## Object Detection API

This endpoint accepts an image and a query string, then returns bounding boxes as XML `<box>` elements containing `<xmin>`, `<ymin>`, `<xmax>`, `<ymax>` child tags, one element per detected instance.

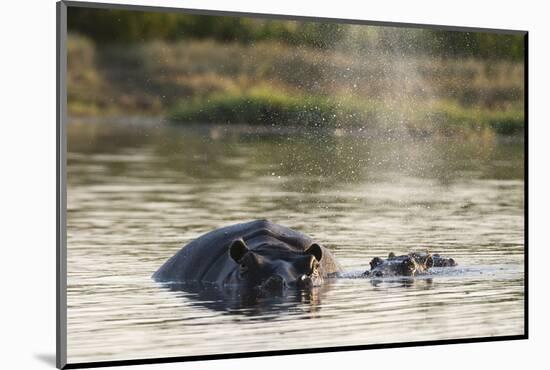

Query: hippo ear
<box><xmin>229</xmin><ymin>239</ymin><xmax>249</xmax><ymax>263</ymax></box>
<box><xmin>306</xmin><ymin>243</ymin><xmax>323</xmax><ymax>261</ymax></box>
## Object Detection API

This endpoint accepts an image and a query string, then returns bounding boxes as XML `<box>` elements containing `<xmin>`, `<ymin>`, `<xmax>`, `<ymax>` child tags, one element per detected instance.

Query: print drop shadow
<box><xmin>33</xmin><ymin>353</ymin><xmax>56</xmax><ymax>366</ymax></box>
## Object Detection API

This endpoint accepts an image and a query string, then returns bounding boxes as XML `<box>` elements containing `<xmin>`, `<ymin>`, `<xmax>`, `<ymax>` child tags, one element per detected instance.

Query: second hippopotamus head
<box><xmin>364</xmin><ymin>251</ymin><xmax>457</xmax><ymax>278</ymax></box>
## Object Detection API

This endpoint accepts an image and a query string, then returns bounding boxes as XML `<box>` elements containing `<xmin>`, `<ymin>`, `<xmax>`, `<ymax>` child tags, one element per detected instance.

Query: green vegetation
<box><xmin>171</xmin><ymin>89</ymin><xmax>367</xmax><ymax>127</ymax></box>
<box><xmin>68</xmin><ymin>8</ymin><xmax>346</xmax><ymax>48</ymax></box>
<box><xmin>170</xmin><ymin>90</ymin><xmax>523</xmax><ymax>135</ymax></box>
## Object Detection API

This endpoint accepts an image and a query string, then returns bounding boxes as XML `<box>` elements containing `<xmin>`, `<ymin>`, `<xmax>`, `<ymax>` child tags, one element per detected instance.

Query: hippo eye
<box><xmin>239</xmin><ymin>263</ymin><xmax>248</xmax><ymax>274</ymax></box>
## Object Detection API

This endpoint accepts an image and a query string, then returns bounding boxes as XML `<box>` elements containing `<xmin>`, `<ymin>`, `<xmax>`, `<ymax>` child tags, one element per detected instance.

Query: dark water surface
<box><xmin>66</xmin><ymin>120</ymin><xmax>524</xmax><ymax>363</ymax></box>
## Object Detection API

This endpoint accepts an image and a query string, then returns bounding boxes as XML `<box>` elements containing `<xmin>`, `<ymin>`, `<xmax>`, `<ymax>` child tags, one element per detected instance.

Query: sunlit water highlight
<box><xmin>66</xmin><ymin>120</ymin><xmax>524</xmax><ymax>363</ymax></box>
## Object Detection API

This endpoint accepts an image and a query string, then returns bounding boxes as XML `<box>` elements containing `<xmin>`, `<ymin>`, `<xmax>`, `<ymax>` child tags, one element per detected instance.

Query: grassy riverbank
<box><xmin>68</xmin><ymin>34</ymin><xmax>524</xmax><ymax>136</ymax></box>
<box><xmin>170</xmin><ymin>90</ymin><xmax>523</xmax><ymax>135</ymax></box>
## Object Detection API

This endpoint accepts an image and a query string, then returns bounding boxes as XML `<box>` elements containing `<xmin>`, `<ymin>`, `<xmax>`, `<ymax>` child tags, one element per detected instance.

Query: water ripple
<box><xmin>66</xmin><ymin>122</ymin><xmax>524</xmax><ymax>363</ymax></box>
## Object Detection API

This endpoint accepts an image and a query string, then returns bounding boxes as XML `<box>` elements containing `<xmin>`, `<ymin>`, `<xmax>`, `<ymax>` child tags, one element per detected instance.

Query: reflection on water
<box><xmin>160</xmin><ymin>282</ymin><xmax>329</xmax><ymax>317</ymax></box>
<box><xmin>66</xmin><ymin>120</ymin><xmax>524</xmax><ymax>363</ymax></box>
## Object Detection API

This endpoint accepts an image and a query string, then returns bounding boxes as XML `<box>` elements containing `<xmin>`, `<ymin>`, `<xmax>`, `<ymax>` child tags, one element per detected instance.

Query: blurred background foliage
<box><xmin>67</xmin><ymin>7</ymin><xmax>525</xmax><ymax>136</ymax></box>
<box><xmin>68</xmin><ymin>8</ymin><xmax>524</xmax><ymax>59</ymax></box>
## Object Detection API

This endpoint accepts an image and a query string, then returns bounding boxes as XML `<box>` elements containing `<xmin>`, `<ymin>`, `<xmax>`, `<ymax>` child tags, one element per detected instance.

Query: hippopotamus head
<box><xmin>228</xmin><ymin>239</ymin><xmax>323</xmax><ymax>293</ymax></box>
<box><xmin>366</xmin><ymin>252</ymin><xmax>434</xmax><ymax>278</ymax></box>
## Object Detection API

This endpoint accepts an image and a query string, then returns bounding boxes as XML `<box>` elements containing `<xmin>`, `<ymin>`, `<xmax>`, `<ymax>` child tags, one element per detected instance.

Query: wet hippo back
<box><xmin>153</xmin><ymin>219</ymin><xmax>341</xmax><ymax>286</ymax></box>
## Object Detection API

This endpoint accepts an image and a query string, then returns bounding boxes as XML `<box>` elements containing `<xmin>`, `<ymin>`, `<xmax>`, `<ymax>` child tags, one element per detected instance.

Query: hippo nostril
<box><xmin>261</xmin><ymin>275</ymin><xmax>286</xmax><ymax>292</ymax></box>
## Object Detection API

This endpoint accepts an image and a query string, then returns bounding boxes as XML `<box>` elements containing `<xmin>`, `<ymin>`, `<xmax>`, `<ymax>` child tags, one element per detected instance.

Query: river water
<box><xmin>66</xmin><ymin>120</ymin><xmax>525</xmax><ymax>364</ymax></box>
